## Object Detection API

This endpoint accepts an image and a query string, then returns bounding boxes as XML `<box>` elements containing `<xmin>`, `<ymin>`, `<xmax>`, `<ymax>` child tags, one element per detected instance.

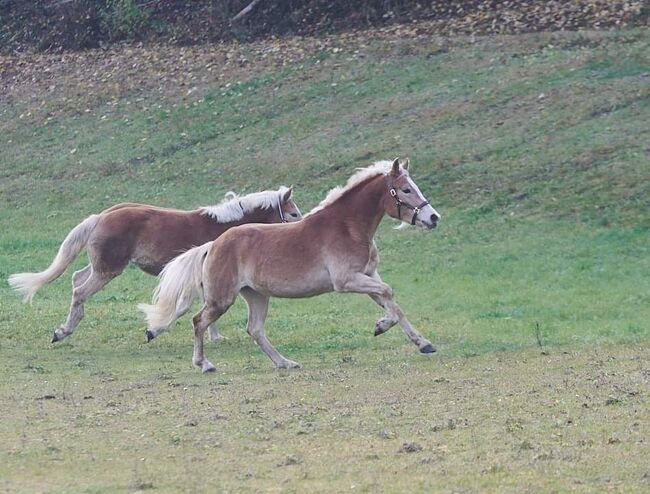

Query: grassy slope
<box><xmin>0</xmin><ymin>29</ymin><xmax>648</xmax><ymax>492</ymax></box>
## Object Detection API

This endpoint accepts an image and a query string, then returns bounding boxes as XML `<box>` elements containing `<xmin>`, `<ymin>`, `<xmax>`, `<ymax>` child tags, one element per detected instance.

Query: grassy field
<box><xmin>1</xmin><ymin>28</ymin><xmax>649</xmax><ymax>492</ymax></box>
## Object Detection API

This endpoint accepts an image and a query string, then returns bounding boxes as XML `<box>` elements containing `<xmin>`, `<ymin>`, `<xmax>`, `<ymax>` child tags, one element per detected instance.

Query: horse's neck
<box><xmin>332</xmin><ymin>175</ymin><xmax>386</xmax><ymax>240</ymax></box>
<box><xmin>237</xmin><ymin>208</ymin><xmax>273</xmax><ymax>226</ymax></box>
<box><xmin>196</xmin><ymin>208</ymin><xmax>271</xmax><ymax>238</ymax></box>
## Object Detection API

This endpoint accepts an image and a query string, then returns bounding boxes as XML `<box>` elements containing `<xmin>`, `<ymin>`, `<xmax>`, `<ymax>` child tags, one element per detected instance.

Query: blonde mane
<box><xmin>201</xmin><ymin>187</ymin><xmax>288</xmax><ymax>223</ymax></box>
<box><xmin>306</xmin><ymin>160</ymin><xmax>402</xmax><ymax>216</ymax></box>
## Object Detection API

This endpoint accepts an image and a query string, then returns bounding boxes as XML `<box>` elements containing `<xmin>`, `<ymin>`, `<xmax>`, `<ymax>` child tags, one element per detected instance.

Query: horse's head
<box><xmin>384</xmin><ymin>158</ymin><xmax>440</xmax><ymax>230</ymax></box>
<box><xmin>276</xmin><ymin>186</ymin><xmax>302</xmax><ymax>223</ymax></box>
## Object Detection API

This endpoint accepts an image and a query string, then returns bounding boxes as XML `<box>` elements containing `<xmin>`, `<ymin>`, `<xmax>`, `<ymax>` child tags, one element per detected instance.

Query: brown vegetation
<box><xmin>1</xmin><ymin>0</ymin><xmax>648</xmax><ymax>53</ymax></box>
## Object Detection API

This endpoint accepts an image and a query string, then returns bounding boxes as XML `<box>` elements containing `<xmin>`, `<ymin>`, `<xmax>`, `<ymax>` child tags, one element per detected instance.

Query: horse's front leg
<box><xmin>333</xmin><ymin>272</ymin><xmax>435</xmax><ymax>354</ymax></box>
<box><xmin>364</xmin><ymin>271</ymin><xmax>399</xmax><ymax>336</ymax></box>
<box><xmin>369</xmin><ymin>292</ymin><xmax>398</xmax><ymax>336</ymax></box>
<box><xmin>379</xmin><ymin>294</ymin><xmax>436</xmax><ymax>353</ymax></box>
<box><xmin>207</xmin><ymin>324</ymin><xmax>224</xmax><ymax>342</ymax></box>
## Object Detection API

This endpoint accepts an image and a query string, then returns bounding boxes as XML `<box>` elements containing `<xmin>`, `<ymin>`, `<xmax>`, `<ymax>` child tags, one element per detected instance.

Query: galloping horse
<box><xmin>9</xmin><ymin>187</ymin><xmax>302</xmax><ymax>343</ymax></box>
<box><xmin>140</xmin><ymin>159</ymin><xmax>440</xmax><ymax>372</ymax></box>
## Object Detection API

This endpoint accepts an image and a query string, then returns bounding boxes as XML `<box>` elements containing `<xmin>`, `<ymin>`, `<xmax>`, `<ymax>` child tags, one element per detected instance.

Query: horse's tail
<box><xmin>8</xmin><ymin>214</ymin><xmax>101</xmax><ymax>303</ymax></box>
<box><xmin>138</xmin><ymin>241</ymin><xmax>212</xmax><ymax>332</ymax></box>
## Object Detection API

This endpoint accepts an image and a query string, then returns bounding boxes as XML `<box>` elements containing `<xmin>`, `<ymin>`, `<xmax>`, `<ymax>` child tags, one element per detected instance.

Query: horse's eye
<box><xmin>403</xmin><ymin>188</ymin><xmax>411</xmax><ymax>194</ymax></box>
<box><xmin>290</xmin><ymin>213</ymin><xmax>298</xmax><ymax>217</ymax></box>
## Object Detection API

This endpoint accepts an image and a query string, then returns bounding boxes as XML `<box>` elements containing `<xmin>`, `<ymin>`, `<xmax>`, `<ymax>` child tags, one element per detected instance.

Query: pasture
<box><xmin>1</xmin><ymin>28</ymin><xmax>649</xmax><ymax>492</ymax></box>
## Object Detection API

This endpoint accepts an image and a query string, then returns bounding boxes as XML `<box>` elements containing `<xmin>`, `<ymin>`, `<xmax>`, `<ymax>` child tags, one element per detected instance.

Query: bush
<box><xmin>100</xmin><ymin>0</ymin><xmax>151</xmax><ymax>41</ymax></box>
<box><xmin>1</xmin><ymin>0</ymin><xmax>648</xmax><ymax>53</ymax></box>
<box><xmin>0</xmin><ymin>0</ymin><xmax>103</xmax><ymax>51</ymax></box>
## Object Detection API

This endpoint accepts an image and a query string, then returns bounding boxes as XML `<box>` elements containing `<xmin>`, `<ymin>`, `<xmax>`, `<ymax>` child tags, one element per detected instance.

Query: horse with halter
<box><xmin>9</xmin><ymin>187</ymin><xmax>302</xmax><ymax>343</ymax></box>
<box><xmin>140</xmin><ymin>158</ymin><xmax>440</xmax><ymax>372</ymax></box>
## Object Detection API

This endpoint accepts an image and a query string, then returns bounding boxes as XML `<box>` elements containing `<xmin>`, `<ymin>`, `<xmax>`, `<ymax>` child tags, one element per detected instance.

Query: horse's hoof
<box><xmin>278</xmin><ymin>360</ymin><xmax>301</xmax><ymax>369</ymax></box>
<box><xmin>420</xmin><ymin>343</ymin><xmax>436</xmax><ymax>354</ymax></box>
<box><xmin>374</xmin><ymin>324</ymin><xmax>389</xmax><ymax>336</ymax></box>
<box><xmin>145</xmin><ymin>330</ymin><xmax>155</xmax><ymax>343</ymax></box>
<box><xmin>51</xmin><ymin>332</ymin><xmax>60</xmax><ymax>343</ymax></box>
<box><xmin>374</xmin><ymin>317</ymin><xmax>396</xmax><ymax>336</ymax></box>
<box><xmin>202</xmin><ymin>363</ymin><xmax>217</xmax><ymax>373</ymax></box>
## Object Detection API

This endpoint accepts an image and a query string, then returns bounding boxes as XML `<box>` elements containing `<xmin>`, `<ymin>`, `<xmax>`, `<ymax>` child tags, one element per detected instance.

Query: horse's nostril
<box><xmin>430</xmin><ymin>214</ymin><xmax>438</xmax><ymax>223</ymax></box>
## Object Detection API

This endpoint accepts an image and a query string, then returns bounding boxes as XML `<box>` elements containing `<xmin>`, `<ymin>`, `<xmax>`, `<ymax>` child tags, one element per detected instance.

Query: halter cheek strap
<box><xmin>278</xmin><ymin>194</ymin><xmax>287</xmax><ymax>223</ymax></box>
<box><xmin>388</xmin><ymin>185</ymin><xmax>429</xmax><ymax>226</ymax></box>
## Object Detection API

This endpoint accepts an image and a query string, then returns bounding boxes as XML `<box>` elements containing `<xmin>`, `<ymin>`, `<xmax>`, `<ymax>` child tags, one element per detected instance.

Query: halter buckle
<box><xmin>389</xmin><ymin>188</ymin><xmax>397</xmax><ymax>197</ymax></box>
<box><xmin>413</xmin><ymin>207</ymin><xmax>420</xmax><ymax>214</ymax></box>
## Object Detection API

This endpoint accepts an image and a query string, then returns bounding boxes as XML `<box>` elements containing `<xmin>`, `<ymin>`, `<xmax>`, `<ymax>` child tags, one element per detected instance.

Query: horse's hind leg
<box><xmin>72</xmin><ymin>265</ymin><xmax>92</xmax><ymax>288</ymax></box>
<box><xmin>241</xmin><ymin>288</ymin><xmax>300</xmax><ymax>369</ymax></box>
<box><xmin>191</xmin><ymin>302</ymin><xmax>231</xmax><ymax>373</ymax></box>
<box><xmin>198</xmin><ymin>275</ymin><xmax>223</xmax><ymax>343</ymax></box>
<box><xmin>190</xmin><ymin>284</ymin><xmax>221</xmax><ymax>343</ymax></box>
<box><xmin>52</xmin><ymin>268</ymin><xmax>119</xmax><ymax>342</ymax></box>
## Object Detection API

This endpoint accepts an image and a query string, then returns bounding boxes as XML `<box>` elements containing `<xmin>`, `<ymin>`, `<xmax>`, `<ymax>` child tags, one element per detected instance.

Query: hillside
<box><xmin>2</xmin><ymin>28</ymin><xmax>648</xmax><ymax>225</ymax></box>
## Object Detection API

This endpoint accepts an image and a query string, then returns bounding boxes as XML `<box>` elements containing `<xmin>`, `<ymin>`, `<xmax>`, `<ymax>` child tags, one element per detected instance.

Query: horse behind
<box><xmin>9</xmin><ymin>187</ymin><xmax>302</xmax><ymax>343</ymax></box>
<box><xmin>140</xmin><ymin>158</ymin><xmax>440</xmax><ymax>372</ymax></box>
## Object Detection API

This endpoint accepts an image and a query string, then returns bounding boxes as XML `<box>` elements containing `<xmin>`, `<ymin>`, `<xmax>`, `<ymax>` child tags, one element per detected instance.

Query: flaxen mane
<box><xmin>201</xmin><ymin>187</ymin><xmax>290</xmax><ymax>223</ymax></box>
<box><xmin>306</xmin><ymin>161</ymin><xmax>405</xmax><ymax>216</ymax></box>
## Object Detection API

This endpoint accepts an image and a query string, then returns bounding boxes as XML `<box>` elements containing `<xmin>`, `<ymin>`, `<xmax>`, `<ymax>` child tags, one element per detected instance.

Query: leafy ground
<box><xmin>0</xmin><ymin>28</ymin><xmax>649</xmax><ymax>492</ymax></box>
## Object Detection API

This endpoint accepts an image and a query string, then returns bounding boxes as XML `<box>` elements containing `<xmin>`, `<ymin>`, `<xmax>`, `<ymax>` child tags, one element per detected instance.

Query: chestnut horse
<box><xmin>9</xmin><ymin>187</ymin><xmax>302</xmax><ymax>343</ymax></box>
<box><xmin>140</xmin><ymin>159</ymin><xmax>440</xmax><ymax>372</ymax></box>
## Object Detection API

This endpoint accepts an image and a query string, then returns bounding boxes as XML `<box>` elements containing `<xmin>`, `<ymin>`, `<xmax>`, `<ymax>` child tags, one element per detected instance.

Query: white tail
<box><xmin>138</xmin><ymin>241</ymin><xmax>212</xmax><ymax>331</ymax></box>
<box><xmin>8</xmin><ymin>215</ymin><xmax>100</xmax><ymax>303</ymax></box>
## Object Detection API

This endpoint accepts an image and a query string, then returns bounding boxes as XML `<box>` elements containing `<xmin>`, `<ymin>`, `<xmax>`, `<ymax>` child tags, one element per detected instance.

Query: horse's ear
<box><xmin>282</xmin><ymin>186</ymin><xmax>293</xmax><ymax>202</ymax></box>
<box><xmin>390</xmin><ymin>158</ymin><xmax>401</xmax><ymax>177</ymax></box>
<box><xmin>403</xmin><ymin>157</ymin><xmax>410</xmax><ymax>170</ymax></box>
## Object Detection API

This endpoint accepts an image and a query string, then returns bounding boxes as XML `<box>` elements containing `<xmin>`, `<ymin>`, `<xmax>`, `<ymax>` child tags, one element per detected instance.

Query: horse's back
<box><xmin>101</xmin><ymin>202</ymin><xmax>149</xmax><ymax>214</ymax></box>
<box><xmin>101</xmin><ymin>202</ymin><xmax>191</xmax><ymax>216</ymax></box>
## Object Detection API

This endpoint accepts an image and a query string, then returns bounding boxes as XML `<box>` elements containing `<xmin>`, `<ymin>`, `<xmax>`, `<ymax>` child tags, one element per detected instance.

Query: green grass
<box><xmin>0</xmin><ymin>29</ymin><xmax>649</xmax><ymax>492</ymax></box>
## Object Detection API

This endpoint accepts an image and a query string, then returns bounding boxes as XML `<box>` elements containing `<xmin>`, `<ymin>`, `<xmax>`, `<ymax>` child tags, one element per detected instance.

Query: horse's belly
<box><xmin>131</xmin><ymin>254</ymin><xmax>165</xmax><ymax>275</ymax></box>
<box><xmin>249</xmin><ymin>268</ymin><xmax>333</xmax><ymax>299</ymax></box>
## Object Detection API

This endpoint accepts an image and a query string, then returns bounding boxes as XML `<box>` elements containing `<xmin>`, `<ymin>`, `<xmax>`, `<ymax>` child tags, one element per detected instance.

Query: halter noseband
<box><xmin>388</xmin><ymin>178</ymin><xmax>429</xmax><ymax>226</ymax></box>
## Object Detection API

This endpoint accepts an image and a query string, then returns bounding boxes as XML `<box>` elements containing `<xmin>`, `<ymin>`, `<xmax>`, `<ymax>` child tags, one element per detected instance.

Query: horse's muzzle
<box><xmin>423</xmin><ymin>214</ymin><xmax>439</xmax><ymax>230</ymax></box>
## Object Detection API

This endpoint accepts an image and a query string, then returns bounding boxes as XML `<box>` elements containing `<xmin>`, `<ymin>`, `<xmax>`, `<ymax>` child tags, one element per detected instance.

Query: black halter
<box><xmin>388</xmin><ymin>181</ymin><xmax>430</xmax><ymax>226</ymax></box>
